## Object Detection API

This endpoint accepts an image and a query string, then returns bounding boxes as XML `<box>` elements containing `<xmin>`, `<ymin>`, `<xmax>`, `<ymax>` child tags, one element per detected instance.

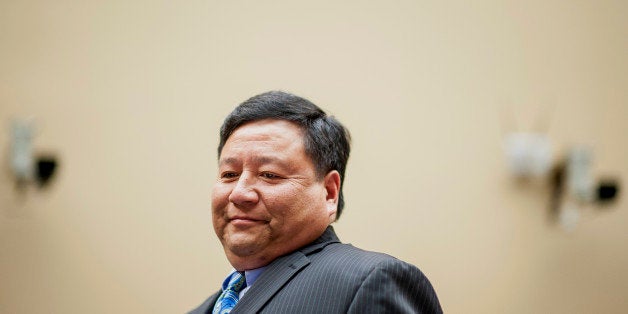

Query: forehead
<box><xmin>229</xmin><ymin>119</ymin><xmax>304</xmax><ymax>142</ymax></box>
<box><xmin>219</xmin><ymin>119</ymin><xmax>307</xmax><ymax>161</ymax></box>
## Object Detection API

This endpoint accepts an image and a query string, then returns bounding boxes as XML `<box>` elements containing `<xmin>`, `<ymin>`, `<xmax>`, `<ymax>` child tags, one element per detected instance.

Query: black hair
<box><xmin>218</xmin><ymin>91</ymin><xmax>351</xmax><ymax>219</ymax></box>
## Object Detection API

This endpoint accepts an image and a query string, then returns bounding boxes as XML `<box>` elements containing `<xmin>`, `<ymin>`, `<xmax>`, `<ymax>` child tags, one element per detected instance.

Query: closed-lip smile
<box><xmin>229</xmin><ymin>216</ymin><xmax>268</xmax><ymax>226</ymax></box>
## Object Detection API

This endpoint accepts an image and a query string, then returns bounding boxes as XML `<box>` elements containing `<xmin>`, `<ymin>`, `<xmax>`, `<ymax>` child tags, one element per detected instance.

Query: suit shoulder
<box><xmin>299</xmin><ymin>242</ymin><xmax>442</xmax><ymax>313</ymax></box>
<box><xmin>309</xmin><ymin>242</ymin><xmax>423</xmax><ymax>277</ymax></box>
<box><xmin>324</xmin><ymin>242</ymin><xmax>409</xmax><ymax>264</ymax></box>
<box><xmin>326</xmin><ymin>246</ymin><xmax>442</xmax><ymax>313</ymax></box>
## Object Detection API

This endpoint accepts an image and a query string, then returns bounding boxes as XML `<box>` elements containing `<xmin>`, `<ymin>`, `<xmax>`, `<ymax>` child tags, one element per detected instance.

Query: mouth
<box><xmin>228</xmin><ymin>216</ymin><xmax>268</xmax><ymax>227</ymax></box>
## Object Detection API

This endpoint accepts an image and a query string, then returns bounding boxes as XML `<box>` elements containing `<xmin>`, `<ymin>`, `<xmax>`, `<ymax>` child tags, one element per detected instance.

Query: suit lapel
<box><xmin>231</xmin><ymin>250</ymin><xmax>310</xmax><ymax>313</ymax></box>
<box><xmin>231</xmin><ymin>226</ymin><xmax>341</xmax><ymax>313</ymax></box>
<box><xmin>187</xmin><ymin>291</ymin><xmax>219</xmax><ymax>314</ymax></box>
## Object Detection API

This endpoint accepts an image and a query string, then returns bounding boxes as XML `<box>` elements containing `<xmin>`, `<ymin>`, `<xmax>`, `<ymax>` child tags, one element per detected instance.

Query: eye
<box><xmin>220</xmin><ymin>172</ymin><xmax>239</xmax><ymax>180</ymax></box>
<box><xmin>260</xmin><ymin>172</ymin><xmax>281</xmax><ymax>180</ymax></box>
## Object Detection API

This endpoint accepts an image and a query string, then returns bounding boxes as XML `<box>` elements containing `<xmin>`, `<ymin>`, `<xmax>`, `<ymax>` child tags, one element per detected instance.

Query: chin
<box><xmin>224</xmin><ymin>237</ymin><xmax>263</xmax><ymax>257</ymax></box>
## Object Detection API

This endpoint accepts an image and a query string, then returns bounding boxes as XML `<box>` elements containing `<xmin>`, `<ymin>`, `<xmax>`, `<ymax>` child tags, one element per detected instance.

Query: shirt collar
<box><xmin>244</xmin><ymin>266</ymin><xmax>266</xmax><ymax>288</ymax></box>
<box><xmin>223</xmin><ymin>266</ymin><xmax>267</xmax><ymax>290</ymax></box>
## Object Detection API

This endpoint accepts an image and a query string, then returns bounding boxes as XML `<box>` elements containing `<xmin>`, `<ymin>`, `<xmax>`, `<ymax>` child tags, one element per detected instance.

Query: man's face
<box><xmin>212</xmin><ymin>119</ymin><xmax>339</xmax><ymax>270</ymax></box>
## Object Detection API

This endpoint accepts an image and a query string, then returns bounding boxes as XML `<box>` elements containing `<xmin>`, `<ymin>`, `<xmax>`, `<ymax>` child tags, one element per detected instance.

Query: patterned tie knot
<box><xmin>213</xmin><ymin>272</ymin><xmax>246</xmax><ymax>314</ymax></box>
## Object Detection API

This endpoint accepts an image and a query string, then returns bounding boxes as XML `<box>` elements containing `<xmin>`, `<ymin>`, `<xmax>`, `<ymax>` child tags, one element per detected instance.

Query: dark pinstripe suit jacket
<box><xmin>189</xmin><ymin>226</ymin><xmax>442</xmax><ymax>314</ymax></box>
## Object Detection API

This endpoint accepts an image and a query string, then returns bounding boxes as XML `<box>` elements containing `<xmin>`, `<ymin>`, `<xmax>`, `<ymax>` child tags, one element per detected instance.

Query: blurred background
<box><xmin>1</xmin><ymin>0</ymin><xmax>626</xmax><ymax>313</ymax></box>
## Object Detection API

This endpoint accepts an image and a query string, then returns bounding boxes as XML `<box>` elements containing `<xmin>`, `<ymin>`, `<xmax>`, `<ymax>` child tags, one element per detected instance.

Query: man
<box><xmin>190</xmin><ymin>91</ymin><xmax>442</xmax><ymax>314</ymax></box>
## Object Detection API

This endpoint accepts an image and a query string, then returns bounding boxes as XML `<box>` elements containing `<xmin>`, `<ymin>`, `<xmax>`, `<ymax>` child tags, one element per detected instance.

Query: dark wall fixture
<box><xmin>9</xmin><ymin>118</ymin><xmax>59</xmax><ymax>190</ymax></box>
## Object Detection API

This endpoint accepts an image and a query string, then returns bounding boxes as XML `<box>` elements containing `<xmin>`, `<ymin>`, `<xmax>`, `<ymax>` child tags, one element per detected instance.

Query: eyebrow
<box><xmin>219</xmin><ymin>156</ymin><xmax>284</xmax><ymax>167</ymax></box>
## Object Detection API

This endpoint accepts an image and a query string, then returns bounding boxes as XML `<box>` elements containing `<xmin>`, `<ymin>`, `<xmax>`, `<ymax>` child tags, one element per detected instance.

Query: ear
<box><xmin>323</xmin><ymin>170</ymin><xmax>341</xmax><ymax>221</ymax></box>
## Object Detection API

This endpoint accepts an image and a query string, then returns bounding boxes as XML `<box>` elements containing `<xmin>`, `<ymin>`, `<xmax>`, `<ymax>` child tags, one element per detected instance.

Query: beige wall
<box><xmin>1</xmin><ymin>0</ymin><xmax>627</xmax><ymax>313</ymax></box>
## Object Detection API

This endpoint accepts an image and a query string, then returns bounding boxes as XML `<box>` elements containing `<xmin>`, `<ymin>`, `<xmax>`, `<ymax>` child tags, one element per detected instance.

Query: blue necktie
<box><xmin>212</xmin><ymin>272</ymin><xmax>246</xmax><ymax>314</ymax></box>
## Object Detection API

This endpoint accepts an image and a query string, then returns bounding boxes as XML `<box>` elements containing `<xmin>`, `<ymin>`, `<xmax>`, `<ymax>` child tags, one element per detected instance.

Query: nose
<box><xmin>228</xmin><ymin>172</ymin><xmax>259</xmax><ymax>207</ymax></box>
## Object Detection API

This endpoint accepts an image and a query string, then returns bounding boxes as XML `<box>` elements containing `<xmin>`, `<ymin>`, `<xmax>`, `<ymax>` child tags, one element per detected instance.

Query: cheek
<box><xmin>211</xmin><ymin>184</ymin><xmax>231</xmax><ymax>211</ymax></box>
<box><xmin>211</xmin><ymin>186</ymin><xmax>228</xmax><ymax>234</ymax></box>
<box><xmin>262</xmin><ymin>186</ymin><xmax>316</xmax><ymax>220</ymax></box>
<box><xmin>260</xmin><ymin>186</ymin><xmax>296</xmax><ymax>212</ymax></box>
